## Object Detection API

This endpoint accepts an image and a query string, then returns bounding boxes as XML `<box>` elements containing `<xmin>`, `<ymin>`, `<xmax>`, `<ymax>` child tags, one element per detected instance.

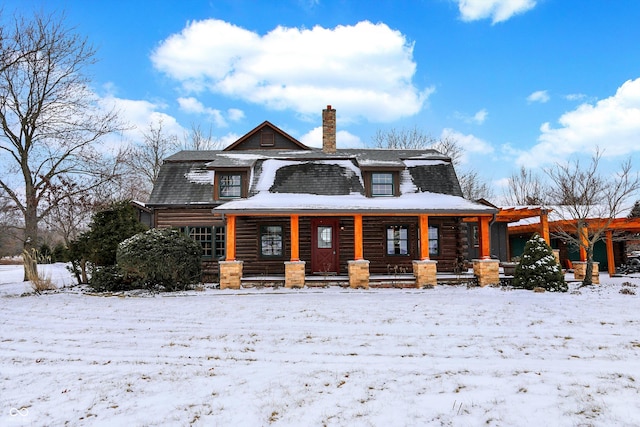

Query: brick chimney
<box><xmin>322</xmin><ymin>105</ymin><xmax>336</xmax><ymax>153</ymax></box>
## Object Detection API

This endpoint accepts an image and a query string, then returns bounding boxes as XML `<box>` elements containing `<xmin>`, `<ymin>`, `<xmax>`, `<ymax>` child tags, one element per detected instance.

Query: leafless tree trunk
<box><xmin>544</xmin><ymin>150</ymin><xmax>640</xmax><ymax>286</ymax></box>
<box><xmin>0</xmin><ymin>12</ymin><xmax>124</xmax><ymax>279</ymax></box>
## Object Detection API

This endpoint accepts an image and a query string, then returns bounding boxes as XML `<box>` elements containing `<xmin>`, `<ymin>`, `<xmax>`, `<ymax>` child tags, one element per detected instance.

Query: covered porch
<box><xmin>218</xmin><ymin>211</ymin><xmax>501</xmax><ymax>289</ymax></box>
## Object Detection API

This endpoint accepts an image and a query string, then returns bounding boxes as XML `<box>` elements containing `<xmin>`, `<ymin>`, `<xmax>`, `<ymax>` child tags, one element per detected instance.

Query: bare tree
<box><xmin>125</xmin><ymin>118</ymin><xmax>178</xmax><ymax>199</ymax></box>
<box><xmin>180</xmin><ymin>122</ymin><xmax>221</xmax><ymax>151</ymax></box>
<box><xmin>459</xmin><ymin>169</ymin><xmax>494</xmax><ymax>201</ymax></box>
<box><xmin>544</xmin><ymin>150</ymin><xmax>640</xmax><ymax>286</ymax></box>
<box><xmin>372</xmin><ymin>127</ymin><xmax>494</xmax><ymax>200</ymax></box>
<box><xmin>504</xmin><ymin>166</ymin><xmax>548</xmax><ymax>205</ymax></box>
<box><xmin>371</xmin><ymin>126</ymin><xmax>436</xmax><ymax>150</ymax></box>
<box><xmin>0</xmin><ymin>12</ymin><xmax>124</xmax><ymax>279</ymax></box>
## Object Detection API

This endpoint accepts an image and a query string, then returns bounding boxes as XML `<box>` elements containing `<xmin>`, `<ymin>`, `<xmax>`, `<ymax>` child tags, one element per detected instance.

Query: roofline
<box><xmin>213</xmin><ymin>208</ymin><xmax>497</xmax><ymax>216</ymax></box>
<box><xmin>223</xmin><ymin>120</ymin><xmax>311</xmax><ymax>151</ymax></box>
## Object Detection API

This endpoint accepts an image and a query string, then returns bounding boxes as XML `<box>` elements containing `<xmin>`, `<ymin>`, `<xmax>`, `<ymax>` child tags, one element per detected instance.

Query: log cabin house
<box><xmin>146</xmin><ymin>106</ymin><xmax>503</xmax><ymax>288</ymax></box>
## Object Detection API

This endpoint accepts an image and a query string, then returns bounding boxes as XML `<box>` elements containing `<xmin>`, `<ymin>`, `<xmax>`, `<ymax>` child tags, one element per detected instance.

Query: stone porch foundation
<box><xmin>573</xmin><ymin>261</ymin><xmax>600</xmax><ymax>284</ymax></box>
<box><xmin>219</xmin><ymin>260</ymin><xmax>243</xmax><ymax>289</ymax></box>
<box><xmin>285</xmin><ymin>261</ymin><xmax>306</xmax><ymax>288</ymax></box>
<box><xmin>412</xmin><ymin>260</ymin><xmax>438</xmax><ymax>288</ymax></box>
<box><xmin>348</xmin><ymin>260</ymin><xmax>370</xmax><ymax>289</ymax></box>
<box><xmin>473</xmin><ymin>259</ymin><xmax>500</xmax><ymax>287</ymax></box>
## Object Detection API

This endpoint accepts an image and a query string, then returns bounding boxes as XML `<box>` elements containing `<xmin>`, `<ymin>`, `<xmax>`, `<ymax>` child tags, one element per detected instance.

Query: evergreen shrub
<box><xmin>513</xmin><ymin>233</ymin><xmax>567</xmax><ymax>292</ymax></box>
<box><xmin>117</xmin><ymin>228</ymin><xmax>202</xmax><ymax>291</ymax></box>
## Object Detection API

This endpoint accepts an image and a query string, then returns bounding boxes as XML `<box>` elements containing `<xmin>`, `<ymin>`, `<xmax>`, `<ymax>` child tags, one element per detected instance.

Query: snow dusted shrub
<box><xmin>513</xmin><ymin>233</ymin><xmax>567</xmax><ymax>292</ymax></box>
<box><xmin>116</xmin><ymin>228</ymin><xmax>202</xmax><ymax>291</ymax></box>
<box><xmin>88</xmin><ymin>265</ymin><xmax>134</xmax><ymax>292</ymax></box>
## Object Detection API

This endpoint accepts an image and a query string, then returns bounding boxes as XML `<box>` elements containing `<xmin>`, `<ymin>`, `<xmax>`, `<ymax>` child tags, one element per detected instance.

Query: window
<box><xmin>372</xmin><ymin>172</ymin><xmax>394</xmax><ymax>196</ymax></box>
<box><xmin>180</xmin><ymin>226</ymin><xmax>225</xmax><ymax>259</ymax></box>
<box><xmin>429</xmin><ymin>226</ymin><xmax>439</xmax><ymax>256</ymax></box>
<box><xmin>386</xmin><ymin>225</ymin><xmax>409</xmax><ymax>255</ymax></box>
<box><xmin>214</xmin><ymin>226</ymin><xmax>226</xmax><ymax>259</ymax></box>
<box><xmin>471</xmin><ymin>225</ymin><xmax>479</xmax><ymax>248</ymax></box>
<box><xmin>219</xmin><ymin>174</ymin><xmax>242</xmax><ymax>198</ymax></box>
<box><xmin>317</xmin><ymin>226</ymin><xmax>332</xmax><ymax>248</ymax></box>
<box><xmin>260</xmin><ymin>131</ymin><xmax>275</xmax><ymax>147</ymax></box>
<box><xmin>260</xmin><ymin>225</ymin><xmax>283</xmax><ymax>257</ymax></box>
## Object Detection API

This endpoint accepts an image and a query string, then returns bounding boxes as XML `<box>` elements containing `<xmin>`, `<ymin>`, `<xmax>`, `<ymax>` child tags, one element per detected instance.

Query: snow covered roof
<box><xmin>149</xmin><ymin>148</ymin><xmax>496</xmax><ymax>215</ymax></box>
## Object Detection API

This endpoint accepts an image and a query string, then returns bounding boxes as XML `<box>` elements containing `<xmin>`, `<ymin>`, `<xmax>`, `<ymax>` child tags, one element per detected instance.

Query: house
<box><xmin>146</xmin><ymin>106</ymin><xmax>501</xmax><ymax>288</ymax></box>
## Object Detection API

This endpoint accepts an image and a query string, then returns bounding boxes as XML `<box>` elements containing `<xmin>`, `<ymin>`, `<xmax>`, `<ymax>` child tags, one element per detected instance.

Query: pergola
<box><xmin>508</xmin><ymin>216</ymin><xmax>640</xmax><ymax>276</ymax></box>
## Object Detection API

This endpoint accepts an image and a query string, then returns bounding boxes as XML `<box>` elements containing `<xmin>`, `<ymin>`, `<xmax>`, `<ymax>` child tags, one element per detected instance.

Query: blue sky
<box><xmin>6</xmin><ymin>0</ymin><xmax>640</xmax><ymax>198</ymax></box>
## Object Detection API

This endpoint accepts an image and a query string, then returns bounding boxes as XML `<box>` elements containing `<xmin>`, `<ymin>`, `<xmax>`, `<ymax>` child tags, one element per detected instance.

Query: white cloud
<box><xmin>177</xmin><ymin>97</ymin><xmax>245</xmax><ymax>127</ymax></box>
<box><xmin>527</xmin><ymin>90</ymin><xmax>550</xmax><ymax>103</ymax></box>
<box><xmin>473</xmin><ymin>109</ymin><xmax>488</xmax><ymax>124</ymax></box>
<box><xmin>299</xmin><ymin>126</ymin><xmax>364</xmax><ymax>149</ymax></box>
<box><xmin>100</xmin><ymin>95</ymin><xmax>186</xmax><ymax>147</ymax></box>
<box><xmin>440</xmin><ymin>128</ymin><xmax>494</xmax><ymax>164</ymax></box>
<box><xmin>565</xmin><ymin>93</ymin><xmax>587</xmax><ymax>101</ymax></box>
<box><xmin>456</xmin><ymin>108</ymin><xmax>488</xmax><ymax>124</ymax></box>
<box><xmin>455</xmin><ymin>0</ymin><xmax>536</xmax><ymax>24</ymax></box>
<box><xmin>517</xmin><ymin>78</ymin><xmax>640</xmax><ymax>167</ymax></box>
<box><xmin>151</xmin><ymin>20</ymin><xmax>432</xmax><ymax>122</ymax></box>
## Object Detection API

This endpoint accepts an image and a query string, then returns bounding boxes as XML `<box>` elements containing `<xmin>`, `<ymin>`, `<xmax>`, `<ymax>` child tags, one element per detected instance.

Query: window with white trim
<box><xmin>372</xmin><ymin>172</ymin><xmax>394</xmax><ymax>196</ymax></box>
<box><xmin>260</xmin><ymin>225</ymin><xmax>283</xmax><ymax>257</ymax></box>
<box><xmin>219</xmin><ymin>174</ymin><xmax>242</xmax><ymax>198</ymax></box>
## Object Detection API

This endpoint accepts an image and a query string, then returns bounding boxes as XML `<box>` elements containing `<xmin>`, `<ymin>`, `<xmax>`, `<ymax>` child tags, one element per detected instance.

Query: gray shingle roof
<box><xmin>147</xmin><ymin>148</ymin><xmax>475</xmax><ymax>210</ymax></box>
<box><xmin>147</xmin><ymin>161</ymin><xmax>215</xmax><ymax>206</ymax></box>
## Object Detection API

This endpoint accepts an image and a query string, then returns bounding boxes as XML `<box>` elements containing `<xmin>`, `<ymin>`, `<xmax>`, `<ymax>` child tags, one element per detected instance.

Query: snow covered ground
<box><xmin>1</xmin><ymin>263</ymin><xmax>640</xmax><ymax>426</ymax></box>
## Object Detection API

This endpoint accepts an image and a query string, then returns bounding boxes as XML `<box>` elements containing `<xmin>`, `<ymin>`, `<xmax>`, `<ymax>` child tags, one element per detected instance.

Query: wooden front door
<box><xmin>311</xmin><ymin>218</ymin><xmax>339</xmax><ymax>274</ymax></box>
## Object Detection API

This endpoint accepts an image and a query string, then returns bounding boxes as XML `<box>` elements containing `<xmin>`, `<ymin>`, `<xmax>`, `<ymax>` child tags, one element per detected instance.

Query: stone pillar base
<box><xmin>573</xmin><ymin>261</ymin><xmax>599</xmax><ymax>284</ymax></box>
<box><xmin>285</xmin><ymin>261</ymin><xmax>306</xmax><ymax>288</ymax></box>
<box><xmin>412</xmin><ymin>260</ymin><xmax>438</xmax><ymax>288</ymax></box>
<box><xmin>348</xmin><ymin>260</ymin><xmax>370</xmax><ymax>289</ymax></box>
<box><xmin>219</xmin><ymin>260</ymin><xmax>243</xmax><ymax>289</ymax></box>
<box><xmin>473</xmin><ymin>259</ymin><xmax>500</xmax><ymax>287</ymax></box>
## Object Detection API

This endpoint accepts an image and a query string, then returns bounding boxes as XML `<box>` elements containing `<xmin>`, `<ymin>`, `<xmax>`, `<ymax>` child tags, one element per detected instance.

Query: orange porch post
<box><xmin>226</xmin><ymin>214</ymin><xmax>236</xmax><ymax>261</ymax></box>
<box><xmin>419</xmin><ymin>214</ymin><xmax>430</xmax><ymax>260</ymax></box>
<box><xmin>579</xmin><ymin>223</ymin><xmax>588</xmax><ymax>262</ymax></box>
<box><xmin>540</xmin><ymin>210</ymin><xmax>550</xmax><ymax>244</ymax></box>
<box><xmin>354</xmin><ymin>214</ymin><xmax>363</xmax><ymax>260</ymax></box>
<box><xmin>290</xmin><ymin>215</ymin><xmax>300</xmax><ymax>261</ymax></box>
<box><xmin>606</xmin><ymin>230</ymin><xmax>615</xmax><ymax>277</ymax></box>
<box><xmin>478</xmin><ymin>216</ymin><xmax>491</xmax><ymax>259</ymax></box>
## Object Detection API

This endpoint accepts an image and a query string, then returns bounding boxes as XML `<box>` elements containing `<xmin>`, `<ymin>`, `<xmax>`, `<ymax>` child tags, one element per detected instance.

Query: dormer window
<box><xmin>371</xmin><ymin>172</ymin><xmax>394</xmax><ymax>196</ymax></box>
<box><xmin>219</xmin><ymin>174</ymin><xmax>242</xmax><ymax>198</ymax></box>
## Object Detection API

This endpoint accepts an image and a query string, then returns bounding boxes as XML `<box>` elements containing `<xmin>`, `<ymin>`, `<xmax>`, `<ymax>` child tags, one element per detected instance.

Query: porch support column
<box><xmin>354</xmin><ymin>214</ymin><xmax>364</xmax><ymax>260</ymax></box>
<box><xmin>606</xmin><ymin>230</ymin><xmax>615</xmax><ymax>277</ymax></box>
<box><xmin>226</xmin><ymin>214</ymin><xmax>236</xmax><ymax>261</ymax></box>
<box><xmin>419</xmin><ymin>214</ymin><xmax>430</xmax><ymax>260</ymax></box>
<box><xmin>540</xmin><ymin>210</ymin><xmax>550</xmax><ymax>245</ymax></box>
<box><xmin>219</xmin><ymin>214</ymin><xmax>242</xmax><ymax>289</ymax></box>
<box><xmin>290</xmin><ymin>214</ymin><xmax>300</xmax><ymax>261</ymax></box>
<box><xmin>579</xmin><ymin>223</ymin><xmax>588</xmax><ymax>262</ymax></box>
<box><xmin>472</xmin><ymin>259</ymin><xmax>500</xmax><ymax>287</ymax></box>
<box><xmin>478</xmin><ymin>216</ymin><xmax>491</xmax><ymax>259</ymax></box>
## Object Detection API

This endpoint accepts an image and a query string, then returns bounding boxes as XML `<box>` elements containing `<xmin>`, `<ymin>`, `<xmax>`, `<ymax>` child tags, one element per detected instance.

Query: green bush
<box><xmin>513</xmin><ymin>233</ymin><xmax>567</xmax><ymax>292</ymax></box>
<box><xmin>88</xmin><ymin>265</ymin><xmax>135</xmax><ymax>292</ymax></box>
<box><xmin>117</xmin><ymin>228</ymin><xmax>202</xmax><ymax>291</ymax></box>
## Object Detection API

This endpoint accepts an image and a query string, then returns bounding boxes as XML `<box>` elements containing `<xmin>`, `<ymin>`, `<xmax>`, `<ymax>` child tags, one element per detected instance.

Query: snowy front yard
<box><xmin>1</xmin><ymin>264</ymin><xmax>640</xmax><ymax>426</ymax></box>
